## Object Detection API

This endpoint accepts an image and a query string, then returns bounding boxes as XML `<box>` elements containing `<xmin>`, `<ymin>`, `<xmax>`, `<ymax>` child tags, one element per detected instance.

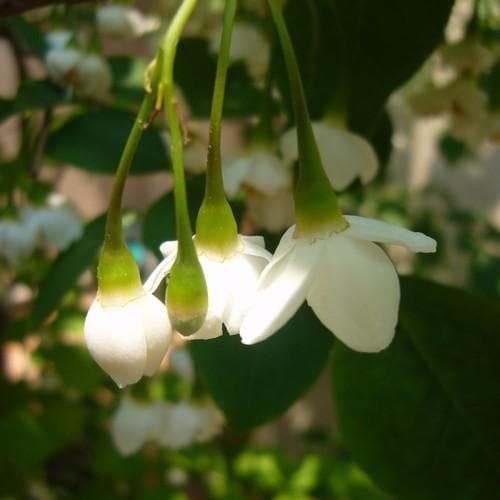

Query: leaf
<box><xmin>281</xmin><ymin>0</ymin><xmax>453</xmax><ymax>134</ymax></box>
<box><xmin>191</xmin><ymin>304</ymin><xmax>334</xmax><ymax>432</ymax></box>
<box><xmin>142</xmin><ymin>174</ymin><xmax>206</xmax><ymax>257</ymax></box>
<box><xmin>32</xmin><ymin>215</ymin><xmax>106</xmax><ymax>325</ymax></box>
<box><xmin>4</xmin><ymin>16</ymin><xmax>47</xmax><ymax>58</ymax></box>
<box><xmin>332</xmin><ymin>277</ymin><xmax>500</xmax><ymax>500</ymax></box>
<box><xmin>45</xmin><ymin>109</ymin><xmax>170</xmax><ymax>174</ymax></box>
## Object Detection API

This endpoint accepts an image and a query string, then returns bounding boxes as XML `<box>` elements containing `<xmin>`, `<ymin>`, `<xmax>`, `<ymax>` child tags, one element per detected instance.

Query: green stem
<box><xmin>267</xmin><ymin>0</ymin><xmax>346</xmax><ymax>236</ymax></box>
<box><xmin>161</xmin><ymin>0</ymin><xmax>198</xmax><ymax>262</ymax></box>
<box><xmin>104</xmin><ymin>93</ymin><xmax>155</xmax><ymax>249</ymax></box>
<box><xmin>195</xmin><ymin>0</ymin><xmax>239</xmax><ymax>257</ymax></box>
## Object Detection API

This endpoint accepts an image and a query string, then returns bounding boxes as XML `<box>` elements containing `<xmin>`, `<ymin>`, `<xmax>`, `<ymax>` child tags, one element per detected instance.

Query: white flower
<box><xmin>223</xmin><ymin>149</ymin><xmax>292</xmax><ymax>198</ymax></box>
<box><xmin>75</xmin><ymin>54</ymin><xmax>113</xmax><ymax>101</ymax></box>
<box><xmin>45</xmin><ymin>47</ymin><xmax>81</xmax><ymax>84</ymax></box>
<box><xmin>246</xmin><ymin>188</ymin><xmax>295</xmax><ymax>232</ymax></box>
<box><xmin>0</xmin><ymin>210</ymin><xmax>39</xmax><ymax>265</ymax></box>
<box><xmin>157</xmin><ymin>401</ymin><xmax>222</xmax><ymax>449</ymax></box>
<box><xmin>439</xmin><ymin>39</ymin><xmax>494</xmax><ymax>77</ymax></box>
<box><xmin>240</xmin><ymin>216</ymin><xmax>437</xmax><ymax>352</ymax></box>
<box><xmin>84</xmin><ymin>290</ymin><xmax>172</xmax><ymax>388</ymax></box>
<box><xmin>145</xmin><ymin>236</ymin><xmax>271</xmax><ymax>340</ymax></box>
<box><xmin>45</xmin><ymin>30</ymin><xmax>72</xmax><ymax>50</ymax></box>
<box><xmin>209</xmin><ymin>21</ymin><xmax>270</xmax><ymax>80</ymax></box>
<box><xmin>97</xmin><ymin>5</ymin><xmax>160</xmax><ymax>38</ymax></box>
<box><xmin>280</xmin><ymin>122</ymin><xmax>379</xmax><ymax>191</ymax></box>
<box><xmin>111</xmin><ymin>395</ymin><xmax>167</xmax><ymax>455</ymax></box>
<box><xmin>30</xmin><ymin>194</ymin><xmax>83</xmax><ymax>251</ymax></box>
<box><xmin>168</xmin><ymin>347</ymin><xmax>195</xmax><ymax>383</ymax></box>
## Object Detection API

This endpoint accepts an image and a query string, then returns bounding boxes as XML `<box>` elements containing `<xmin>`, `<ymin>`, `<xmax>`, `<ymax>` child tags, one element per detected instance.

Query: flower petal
<box><xmin>222</xmin><ymin>156</ymin><xmax>251</xmax><ymax>198</ymax></box>
<box><xmin>84</xmin><ymin>298</ymin><xmax>147</xmax><ymax>387</ymax></box>
<box><xmin>223</xmin><ymin>252</ymin><xmax>270</xmax><ymax>334</ymax></box>
<box><xmin>240</xmin><ymin>238</ymin><xmax>324</xmax><ymax>345</ymax></box>
<box><xmin>344</xmin><ymin>215</ymin><xmax>437</xmax><ymax>253</ymax></box>
<box><xmin>143</xmin><ymin>253</ymin><xmax>176</xmax><ymax>293</ymax></box>
<box><xmin>134</xmin><ymin>294</ymin><xmax>172</xmax><ymax>376</ymax></box>
<box><xmin>307</xmin><ymin>235</ymin><xmax>400</xmax><ymax>352</ymax></box>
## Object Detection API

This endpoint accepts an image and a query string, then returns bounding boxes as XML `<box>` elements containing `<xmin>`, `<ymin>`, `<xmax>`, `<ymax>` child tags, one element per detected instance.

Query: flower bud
<box><xmin>166</xmin><ymin>258</ymin><xmax>208</xmax><ymax>336</ymax></box>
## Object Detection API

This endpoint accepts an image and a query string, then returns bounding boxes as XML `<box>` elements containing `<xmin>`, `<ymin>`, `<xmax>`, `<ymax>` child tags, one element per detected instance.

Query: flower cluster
<box><xmin>0</xmin><ymin>194</ymin><xmax>82</xmax><ymax>266</ymax></box>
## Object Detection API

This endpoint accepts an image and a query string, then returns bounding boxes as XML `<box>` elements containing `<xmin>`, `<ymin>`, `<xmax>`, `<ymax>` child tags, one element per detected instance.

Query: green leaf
<box><xmin>191</xmin><ymin>304</ymin><xmax>334</xmax><ymax>432</ymax></box>
<box><xmin>332</xmin><ymin>277</ymin><xmax>500</xmax><ymax>500</ymax></box>
<box><xmin>142</xmin><ymin>174</ymin><xmax>206</xmax><ymax>257</ymax></box>
<box><xmin>3</xmin><ymin>16</ymin><xmax>47</xmax><ymax>58</ymax></box>
<box><xmin>32</xmin><ymin>215</ymin><xmax>106</xmax><ymax>325</ymax></box>
<box><xmin>45</xmin><ymin>109</ymin><xmax>170</xmax><ymax>174</ymax></box>
<box><xmin>175</xmin><ymin>38</ymin><xmax>265</xmax><ymax>118</ymax></box>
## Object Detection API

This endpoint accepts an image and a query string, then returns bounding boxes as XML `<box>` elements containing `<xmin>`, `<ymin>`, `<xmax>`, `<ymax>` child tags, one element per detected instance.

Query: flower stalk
<box><xmin>195</xmin><ymin>0</ymin><xmax>239</xmax><ymax>258</ymax></box>
<box><xmin>98</xmin><ymin>83</ymin><xmax>159</xmax><ymax>303</ymax></box>
<box><xmin>267</xmin><ymin>0</ymin><xmax>347</xmax><ymax>238</ymax></box>
<box><xmin>160</xmin><ymin>0</ymin><xmax>208</xmax><ymax>335</ymax></box>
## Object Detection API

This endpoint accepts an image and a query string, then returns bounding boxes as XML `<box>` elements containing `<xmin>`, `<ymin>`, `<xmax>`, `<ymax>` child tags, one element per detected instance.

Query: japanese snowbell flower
<box><xmin>145</xmin><ymin>236</ymin><xmax>271</xmax><ymax>340</ymax></box>
<box><xmin>0</xmin><ymin>210</ymin><xmax>39</xmax><ymax>265</ymax></box>
<box><xmin>223</xmin><ymin>148</ymin><xmax>292</xmax><ymax>198</ymax></box>
<box><xmin>280</xmin><ymin>122</ymin><xmax>379</xmax><ymax>191</ymax></box>
<box><xmin>97</xmin><ymin>5</ymin><xmax>160</xmax><ymax>38</ymax></box>
<box><xmin>240</xmin><ymin>216</ymin><xmax>437</xmax><ymax>352</ymax></box>
<box><xmin>84</xmin><ymin>287</ymin><xmax>172</xmax><ymax>388</ymax></box>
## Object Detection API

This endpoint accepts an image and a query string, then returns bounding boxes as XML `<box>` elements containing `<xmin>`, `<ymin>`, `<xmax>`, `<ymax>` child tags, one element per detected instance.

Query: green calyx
<box><xmin>196</xmin><ymin>198</ymin><xmax>239</xmax><ymax>258</ymax></box>
<box><xmin>97</xmin><ymin>240</ymin><xmax>143</xmax><ymax>306</ymax></box>
<box><xmin>166</xmin><ymin>255</ymin><xmax>208</xmax><ymax>335</ymax></box>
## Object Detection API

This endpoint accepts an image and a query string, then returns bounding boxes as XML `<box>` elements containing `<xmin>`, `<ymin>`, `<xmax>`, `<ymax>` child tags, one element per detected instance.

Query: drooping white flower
<box><xmin>240</xmin><ymin>216</ymin><xmax>437</xmax><ymax>352</ymax></box>
<box><xmin>0</xmin><ymin>210</ymin><xmax>39</xmax><ymax>266</ymax></box>
<box><xmin>45</xmin><ymin>30</ymin><xmax>73</xmax><ymax>50</ymax></box>
<box><xmin>84</xmin><ymin>290</ymin><xmax>172</xmax><ymax>388</ymax></box>
<box><xmin>157</xmin><ymin>401</ymin><xmax>223</xmax><ymax>449</ymax></box>
<box><xmin>75</xmin><ymin>54</ymin><xmax>113</xmax><ymax>101</ymax></box>
<box><xmin>438</xmin><ymin>39</ymin><xmax>495</xmax><ymax>77</ymax></box>
<box><xmin>111</xmin><ymin>395</ymin><xmax>167</xmax><ymax>455</ymax></box>
<box><xmin>223</xmin><ymin>149</ymin><xmax>292</xmax><ymax>198</ymax></box>
<box><xmin>280</xmin><ymin>122</ymin><xmax>379</xmax><ymax>191</ymax></box>
<box><xmin>97</xmin><ymin>5</ymin><xmax>160</xmax><ymax>38</ymax></box>
<box><xmin>29</xmin><ymin>194</ymin><xmax>83</xmax><ymax>251</ymax></box>
<box><xmin>168</xmin><ymin>347</ymin><xmax>195</xmax><ymax>383</ymax></box>
<box><xmin>209</xmin><ymin>21</ymin><xmax>270</xmax><ymax>80</ymax></box>
<box><xmin>45</xmin><ymin>47</ymin><xmax>81</xmax><ymax>84</ymax></box>
<box><xmin>145</xmin><ymin>235</ymin><xmax>271</xmax><ymax>340</ymax></box>
<box><xmin>246</xmin><ymin>188</ymin><xmax>295</xmax><ymax>232</ymax></box>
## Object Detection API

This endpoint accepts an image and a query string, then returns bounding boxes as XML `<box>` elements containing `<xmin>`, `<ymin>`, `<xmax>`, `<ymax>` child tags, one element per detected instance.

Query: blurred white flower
<box><xmin>30</xmin><ymin>194</ymin><xmax>83</xmax><ymax>251</ymax></box>
<box><xmin>240</xmin><ymin>217</ymin><xmax>436</xmax><ymax>352</ymax></box>
<box><xmin>158</xmin><ymin>401</ymin><xmax>223</xmax><ymax>449</ymax></box>
<box><xmin>97</xmin><ymin>5</ymin><xmax>160</xmax><ymax>38</ymax></box>
<box><xmin>75</xmin><ymin>54</ymin><xmax>113</xmax><ymax>101</ymax></box>
<box><xmin>223</xmin><ymin>149</ymin><xmax>292</xmax><ymax>198</ymax></box>
<box><xmin>45</xmin><ymin>30</ymin><xmax>72</xmax><ymax>50</ymax></box>
<box><xmin>209</xmin><ymin>21</ymin><xmax>270</xmax><ymax>80</ymax></box>
<box><xmin>280</xmin><ymin>122</ymin><xmax>379</xmax><ymax>191</ymax></box>
<box><xmin>111</xmin><ymin>395</ymin><xmax>166</xmax><ymax>455</ymax></box>
<box><xmin>45</xmin><ymin>47</ymin><xmax>81</xmax><ymax>84</ymax></box>
<box><xmin>145</xmin><ymin>235</ymin><xmax>271</xmax><ymax>340</ymax></box>
<box><xmin>246</xmin><ymin>188</ymin><xmax>295</xmax><ymax>232</ymax></box>
<box><xmin>439</xmin><ymin>39</ymin><xmax>495</xmax><ymax>77</ymax></box>
<box><xmin>84</xmin><ymin>290</ymin><xmax>172</xmax><ymax>388</ymax></box>
<box><xmin>0</xmin><ymin>210</ymin><xmax>38</xmax><ymax>266</ymax></box>
<box><xmin>168</xmin><ymin>347</ymin><xmax>195</xmax><ymax>383</ymax></box>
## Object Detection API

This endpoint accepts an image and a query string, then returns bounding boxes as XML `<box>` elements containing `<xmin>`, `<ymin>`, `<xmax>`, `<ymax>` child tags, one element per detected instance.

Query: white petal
<box><xmin>168</xmin><ymin>348</ymin><xmax>195</xmax><ymax>383</ymax></box>
<box><xmin>240</xmin><ymin>234</ymin><xmax>272</xmax><ymax>260</ymax></box>
<box><xmin>307</xmin><ymin>235</ymin><xmax>400</xmax><ymax>352</ymax></box>
<box><xmin>313</xmin><ymin>123</ymin><xmax>379</xmax><ymax>190</ymax></box>
<box><xmin>159</xmin><ymin>240</ymin><xmax>178</xmax><ymax>257</ymax></box>
<box><xmin>143</xmin><ymin>253</ymin><xmax>176</xmax><ymax>293</ymax></box>
<box><xmin>222</xmin><ymin>156</ymin><xmax>251</xmax><ymax>198</ymax></box>
<box><xmin>344</xmin><ymin>215</ymin><xmax>437</xmax><ymax>253</ymax></box>
<box><xmin>84</xmin><ymin>298</ymin><xmax>147</xmax><ymax>387</ymax></box>
<box><xmin>111</xmin><ymin>396</ymin><xmax>159</xmax><ymax>455</ymax></box>
<box><xmin>223</xmin><ymin>252</ymin><xmax>270</xmax><ymax>334</ymax></box>
<box><xmin>157</xmin><ymin>402</ymin><xmax>201</xmax><ymax>450</ymax></box>
<box><xmin>240</xmin><ymin>238</ymin><xmax>324</xmax><ymax>345</ymax></box>
<box><xmin>244</xmin><ymin>151</ymin><xmax>292</xmax><ymax>195</ymax></box>
<box><xmin>133</xmin><ymin>294</ymin><xmax>172</xmax><ymax>376</ymax></box>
